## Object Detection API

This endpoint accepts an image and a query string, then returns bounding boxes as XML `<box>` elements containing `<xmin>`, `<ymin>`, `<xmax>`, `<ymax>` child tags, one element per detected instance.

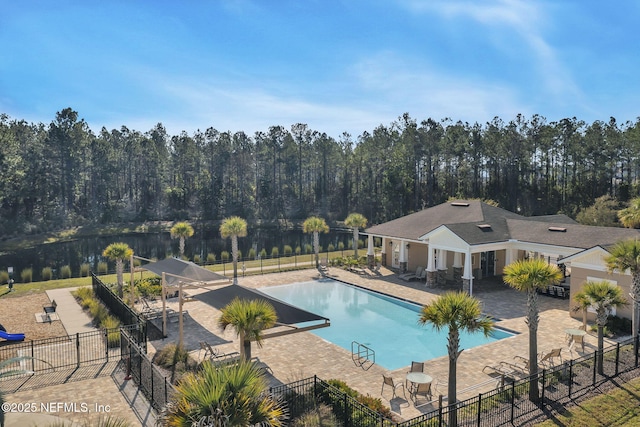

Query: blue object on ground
<box><xmin>0</xmin><ymin>330</ymin><xmax>25</xmax><ymax>341</ymax></box>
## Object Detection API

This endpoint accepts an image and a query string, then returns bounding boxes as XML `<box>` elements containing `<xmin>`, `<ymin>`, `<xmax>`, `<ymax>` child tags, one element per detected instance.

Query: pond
<box><xmin>0</xmin><ymin>226</ymin><xmax>354</xmax><ymax>282</ymax></box>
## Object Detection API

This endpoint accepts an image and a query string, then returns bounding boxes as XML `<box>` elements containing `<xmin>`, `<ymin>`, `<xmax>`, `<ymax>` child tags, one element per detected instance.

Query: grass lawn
<box><xmin>536</xmin><ymin>377</ymin><xmax>640</xmax><ymax>426</ymax></box>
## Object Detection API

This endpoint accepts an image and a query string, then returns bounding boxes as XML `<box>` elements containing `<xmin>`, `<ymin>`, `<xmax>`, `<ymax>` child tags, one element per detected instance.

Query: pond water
<box><xmin>0</xmin><ymin>226</ymin><xmax>352</xmax><ymax>282</ymax></box>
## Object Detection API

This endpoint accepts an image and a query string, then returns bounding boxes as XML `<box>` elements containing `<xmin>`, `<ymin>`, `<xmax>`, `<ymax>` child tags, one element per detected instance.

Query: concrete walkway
<box><xmin>45</xmin><ymin>287</ymin><xmax>97</xmax><ymax>335</ymax></box>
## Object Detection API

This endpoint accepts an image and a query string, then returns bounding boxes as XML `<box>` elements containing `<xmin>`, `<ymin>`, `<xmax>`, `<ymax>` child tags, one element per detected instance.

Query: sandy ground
<box><xmin>0</xmin><ymin>290</ymin><xmax>68</xmax><ymax>341</ymax></box>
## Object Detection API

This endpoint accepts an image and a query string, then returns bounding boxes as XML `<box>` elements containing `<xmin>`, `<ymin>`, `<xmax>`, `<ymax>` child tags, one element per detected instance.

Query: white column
<box><xmin>381</xmin><ymin>238</ymin><xmax>387</xmax><ymax>255</ymax></box>
<box><xmin>399</xmin><ymin>240</ymin><xmax>407</xmax><ymax>263</ymax></box>
<box><xmin>453</xmin><ymin>252</ymin><xmax>462</xmax><ymax>268</ymax></box>
<box><xmin>367</xmin><ymin>235</ymin><xmax>374</xmax><ymax>256</ymax></box>
<box><xmin>463</xmin><ymin>252</ymin><xmax>472</xmax><ymax>279</ymax></box>
<box><xmin>437</xmin><ymin>249</ymin><xmax>447</xmax><ymax>270</ymax></box>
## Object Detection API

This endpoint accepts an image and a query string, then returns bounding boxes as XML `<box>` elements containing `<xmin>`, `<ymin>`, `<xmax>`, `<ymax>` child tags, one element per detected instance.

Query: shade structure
<box><xmin>141</xmin><ymin>257</ymin><xmax>229</xmax><ymax>286</ymax></box>
<box><xmin>195</xmin><ymin>284</ymin><xmax>330</xmax><ymax>337</ymax></box>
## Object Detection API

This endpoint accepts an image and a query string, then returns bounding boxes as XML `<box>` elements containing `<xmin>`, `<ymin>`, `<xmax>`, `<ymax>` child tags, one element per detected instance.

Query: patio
<box><xmin>149</xmin><ymin>266</ymin><xmax>612</xmax><ymax>421</ymax></box>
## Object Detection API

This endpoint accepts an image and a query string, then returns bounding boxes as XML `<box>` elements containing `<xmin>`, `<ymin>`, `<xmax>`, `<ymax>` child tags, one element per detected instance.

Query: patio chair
<box><xmin>406</xmin><ymin>361</ymin><xmax>424</xmax><ymax>388</ymax></box>
<box><xmin>410</xmin><ymin>381</ymin><xmax>432</xmax><ymax>405</ymax></box>
<box><xmin>571</xmin><ymin>334</ymin><xmax>585</xmax><ymax>352</ymax></box>
<box><xmin>381</xmin><ymin>375</ymin><xmax>407</xmax><ymax>400</ymax></box>
<box><xmin>538</xmin><ymin>348</ymin><xmax>563</xmax><ymax>367</ymax></box>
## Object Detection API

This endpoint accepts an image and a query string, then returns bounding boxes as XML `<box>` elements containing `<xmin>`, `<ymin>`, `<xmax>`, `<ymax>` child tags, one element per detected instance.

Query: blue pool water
<box><xmin>260</xmin><ymin>280</ymin><xmax>514</xmax><ymax>370</ymax></box>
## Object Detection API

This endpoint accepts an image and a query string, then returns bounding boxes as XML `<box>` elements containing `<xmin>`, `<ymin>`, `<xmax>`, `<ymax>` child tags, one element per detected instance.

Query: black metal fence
<box><xmin>272</xmin><ymin>336</ymin><xmax>640</xmax><ymax>426</ymax></box>
<box><xmin>120</xmin><ymin>327</ymin><xmax>176</xmax><ymax>412</ymax></box>
<box><xmin>92</xmin><ymin>272</ymin><xmax>147</xmax><ymax>345</ymax></box>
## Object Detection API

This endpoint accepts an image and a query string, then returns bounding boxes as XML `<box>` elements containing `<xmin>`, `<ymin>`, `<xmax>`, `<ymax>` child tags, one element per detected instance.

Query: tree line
<box><xmin>1</xmin><ymin>108</ymin><xmax>640</xmax><ymax>236</ymax></box>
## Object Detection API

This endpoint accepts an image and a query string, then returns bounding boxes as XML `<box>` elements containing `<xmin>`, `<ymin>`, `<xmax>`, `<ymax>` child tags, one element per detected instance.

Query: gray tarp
<box><xmin>195</xmin><ymin>284</ymin><xmax>329</xmax><ymax>326</ymax></box>
<box><xmin>141</xmin><ymin>257</ymin><xmax>229</xmax><ymax>286</ymax></box>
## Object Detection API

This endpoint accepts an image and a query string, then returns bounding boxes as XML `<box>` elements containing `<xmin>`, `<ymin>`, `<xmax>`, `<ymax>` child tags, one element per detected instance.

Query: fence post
<box><xmin>105</xmin><ymin>328</ymin><xmax>109</xmax><ymax>362</ymax></box>
<box><xmin>540</xmin><ymin>368</ymin><xmax>546</xmax><ymax>407</ymax></box>
<box><xmin>510</xmin><ymin>381</ymin><xmax>515</xmax><ymax>424</ymax></box>
<box><xmin>438</xmin><ymin>394</ymin><xmax>444</xmax><ymax>427</ymax></box>
<box><xmin>636</xmin><ymin>334</ymin><xmax>639</xmax><ymax>368</ymax></box>
<box><xmin>615</xmin><ymin>342</ymin><xmax>620</xmax><ymax>376</ymax></box>
<box><xmin>30</xmin><ymin>340</ymin><xmax>35</xmax><ymax>373</ymax></box>
<box><xmin>568</xmin><ymin>360</ymin><xmax>573</xmax><ymax>398</ymax></box>
<box><xmin>343</xmin><ymin>393</ymin><xmax>348</xmax><ymax>426</ymax></box>
<box><xmin>592</xmin><ymin>350</ymin><xmax>598</xmax><ymax>385</ymax></box>
<box><xmin>477</xmin><ymin>392</ymin><xmax>482</xmax><ymax>426</ymax></box>
<box><xmin>76</xmin><ymin>333</ymin><xmax>81</xmax><ymax>369</ymax></box>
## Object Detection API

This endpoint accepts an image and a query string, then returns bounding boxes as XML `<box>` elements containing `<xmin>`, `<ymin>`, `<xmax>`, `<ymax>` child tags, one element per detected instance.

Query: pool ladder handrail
<box><xmin>351</xmin><ymin>341</ymin><xmax>375</xmax><ymax>370</ymax></box>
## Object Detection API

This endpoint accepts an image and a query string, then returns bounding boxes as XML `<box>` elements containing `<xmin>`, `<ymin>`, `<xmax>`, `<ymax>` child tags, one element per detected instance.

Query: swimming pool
<box><xmin>260</xmin><ymin>279</ymin><xmax>514</xmax><ymax>370</ymax></box>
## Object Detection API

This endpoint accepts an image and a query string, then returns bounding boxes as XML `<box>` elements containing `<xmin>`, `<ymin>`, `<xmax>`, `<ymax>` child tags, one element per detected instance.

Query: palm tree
<box><xmin>503</xmin><ymin>258</ymin><xmax>562</xmax><ymax>402</ymax></box>
<box><xmin>344</xmin><ymin>213</ymin><xmax>367</xmax><ymax>259</ymax></box>
<box><xmin>605</xmin><ymin>239</ymin><xmax>640</xmax><ymax>339</ymax></box>
<box><xmin>219</xmin><ymin>216</ymin><xmax>248</xmax><ymax>285</ymax></box>
<box><xmin>573</xmin><ymin>280</ymin><xmax>627</xmax><ymax>374</ymax></box>
<box><xmin>218</xmin><ymin>298</ymin><xmax>277</xmax><ymax>361</ymax></box>
<box><xmin>572</xmin><ymin>292</ymin><xmax>591</xmax><ymax>331</ymax></box>
<box><xmin>418</xmin><ymin>292</ymin><xmax>494</xmax><ymax>427</ymax></box>
<box><xmin>618</xmin><ymin>197</ymin><xmax>640</xmax><ymax>228</ymax></box>
<box><xmin>303</xmin><ymin>216</ymin><xmax>329</xmax><ymax>268</ymax></box>
<box><xmin>170</xmin><ymin>221</ymin><xmax>194</xmax><ymax>259</ymax></box>
<box><xmin>165</xmin><ymin>359</ymin><xmax>287</xmax><ymax>426</ymax></box>
<box><xmin>103</xmin><ymin>242</ymin><xmax>133</xmax><ymax>298</ymax></box>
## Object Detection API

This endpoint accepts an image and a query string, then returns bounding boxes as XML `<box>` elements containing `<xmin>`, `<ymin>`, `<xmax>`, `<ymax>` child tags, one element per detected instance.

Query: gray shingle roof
<box><xmin>365</xmin><ymin>200</ymin><xmax>640</xmax><ymax>248</ymax></box>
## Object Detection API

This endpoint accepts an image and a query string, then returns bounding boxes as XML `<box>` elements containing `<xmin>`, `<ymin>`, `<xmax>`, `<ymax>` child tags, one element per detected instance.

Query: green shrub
<box><xmin>260</xmin><ymin>248</ymin><xmax>267</xmax><ymax>258</ymax></box>
<box><xmin>101</xmin><ymin>315</ymin><xmax>121</xmax><ymax>348</ymax></box>
<box><xmin>237</xmin><ymin>250</ymin><xmax>242</xmax><ymax>260</ymax></box>
<box><xmin>153</xmin><ymin>343</ymin><xmax>198</xmax><ymax>374</ymax></box>
<box><xmin>207</xmin><ymin>253</ymin><xmax>216</xmax><ymax>263</ymax></box>
<box><xmin>295</xmin><ymin>246</ymin><xmax>301</xmax><ymax>255</ymax></box>
<box><xmin>136</xmin><ymin>277</ymin><xmax>162</xmax><ymax>298</ymax></box>
<box><xmin>80</xmin><ymin>263</ymin><xmax>90</xmax><ymax>277</ymax></box>
<box><xmin>327</xmin><ymin>243</ymin><xmax>335</xmax><ymax>252</ymax></box>
<box><xmin>73</xmin><ymin>286</ymin><xmax>93</xmax><ymax>301</ymax></box>
<box><xmin>291</xmin><ymin>403</ymin><xmax>339</xmax><ymax>427</ymax></box>
<box><xmin>0</xmin><ymin>271</ymin><xmax>8</xmax><ymax>284</ymax></box>
<box><xmin>21</xmin><ymin>268</ymin><xmax>32</xmax><ymax>283</ymax></box>
<box><xmin>60</xmin><ymin>265</ymin><xmax>72</xmax><ymax>279</ymax></box>
<box><xmin>338</xmin><ymin>242</ymin><xmax>345</xmax><ymax>251</ymax></box>
<box><xmin>90</xmin><ymin>302</ymin><xmax>109</xmax><ymax>325</ymax></box>
<box><xmin>221</xmin><ymin>251</ymin><xmax>230</xmax><ymax>261</ymax></box>
<box><xmin>304</xmin><ymin>244</ymin><xmax>312</xmax><ymax>254</ymax></box>
<box><xmin>358</xmin><ymin>239</ymin><xmax>365</xmax><ymax>248</ymax></box>
<box><xmin>271</xmin><ymin>247</ymin><xmax>279</xmax><ymax>257</ymax></box>
<box><xmin>193</xmin><ymin>254</ymin><xmax>201</xmax><ymax>264</ymax></box>
<box><xmin>97</xmin><ymin>261</ymin><xmax>108</xmax><ymax>274</ymax></box>
<box><xmin>284</xmin><ymin>245</ymin><xmax>293</xmax><ymax>255</ymax></box>
<box><xmin>248</xmin><ymin>248</ymin><xmax>256</xmax><ymax>259</ymax></box>
<box><xmin>41</xmin><ymin>267</ymin><xmax>53</xmax><ymax>281</ymax></box>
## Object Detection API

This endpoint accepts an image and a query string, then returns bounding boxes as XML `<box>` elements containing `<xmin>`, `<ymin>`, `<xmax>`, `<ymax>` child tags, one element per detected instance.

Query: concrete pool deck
<box><xmin>148</xmin><ymin>266</ymin><xmax>614</xmax><ymax>421</ymax></box>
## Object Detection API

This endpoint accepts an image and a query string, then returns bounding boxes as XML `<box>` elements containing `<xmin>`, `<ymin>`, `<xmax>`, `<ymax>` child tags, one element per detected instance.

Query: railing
<box><xmin>274</xmin><ymin>335</ymin><xmax>640</xmax><ymax>426</ymax></box>
<box><xmin>120</xmin><ymin>328</ymin><xmax>176</xmax><ymax>412</ymax></box>
<box><xmin>91</xmin><ymin>272</ymin><xmax>147</xmax><ymax>346</ymax></box>
<box><xmin>351</xmin><ymin>340</ymin><xmax>375</xmax><ymax>370</ymax></box>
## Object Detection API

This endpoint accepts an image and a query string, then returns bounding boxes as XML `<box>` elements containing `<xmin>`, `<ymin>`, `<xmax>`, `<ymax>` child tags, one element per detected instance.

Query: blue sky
<box><xmin>2</xmin><ymin>0</ymin><xmax>639</xmax><ymax>138</ymax></box>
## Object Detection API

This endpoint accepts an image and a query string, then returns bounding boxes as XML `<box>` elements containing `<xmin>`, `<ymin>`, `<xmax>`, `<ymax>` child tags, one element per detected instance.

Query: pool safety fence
<box><xmin>0</xmin><ymin>324</ymin><xmax>143</xmax><ymax>393</ymax></box>
<box><xmin>271</xmin><ymin>335</ymin><xmax>640</xmax><ymax>427</ymax></box>
<box><xmin>120</xmin><ymin>327</ymin><xmax>176</xmax><ymax>412</ymax></box>
<box><xmin>92</xmin><ymin>272</ymin><xmax>148</xmax><ymax>343</ymax></box>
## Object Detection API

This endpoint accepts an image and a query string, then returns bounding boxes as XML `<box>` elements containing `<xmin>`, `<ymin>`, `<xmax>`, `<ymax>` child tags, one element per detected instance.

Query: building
<box><xmin>364</xmin><ymin>200</ymin><xmax>640</xmax><ymax>322</ymax></box>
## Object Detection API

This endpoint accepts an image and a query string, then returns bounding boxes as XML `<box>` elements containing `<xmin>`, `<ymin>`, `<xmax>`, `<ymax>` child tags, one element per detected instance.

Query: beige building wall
<box><xmin>569</xmin><ymin>266</ymin><xmax>633</xmax><ymax>322</ymax></box>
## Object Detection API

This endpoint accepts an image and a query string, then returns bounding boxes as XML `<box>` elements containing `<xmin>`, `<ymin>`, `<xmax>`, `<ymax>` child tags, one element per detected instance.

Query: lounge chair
<box><xmin>482</xmin><ymin>361</ymin><xmax>519</xmax><ymax>378</ymax></box>
<box><xmin>381</xmin><ymin>375</ymin><xmax>407</xmax><ymax>400</ymax></box>
<box><xmin>400</xmin><ymin>266</ymin><xmax>424</xmax><ymax>281</ymax></box>
<box><xmin>199</xmin><ymin>341</ymin><xmax>220</xmax><ymax>360</ymax></box>
<box><xmin>410</xmin><ymin>381</ymin><xmax>432</xmax><ymax>405</ymax></box>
